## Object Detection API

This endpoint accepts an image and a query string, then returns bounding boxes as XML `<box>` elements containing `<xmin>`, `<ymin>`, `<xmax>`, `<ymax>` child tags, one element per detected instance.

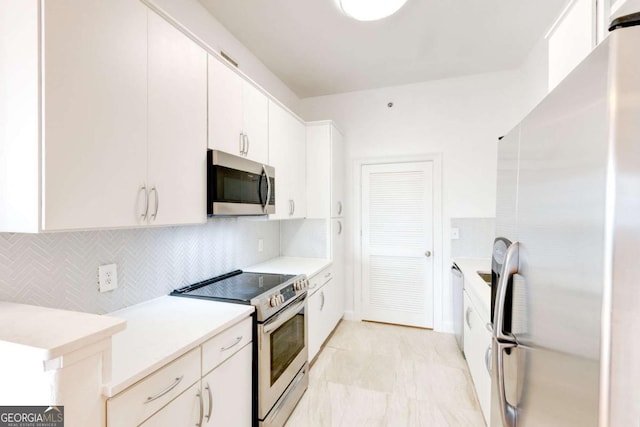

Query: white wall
<box><xmin>518</xmin><ymin>37</ymin><xmax>550</xmax><ymax>118</ymax></box>
<box><xmin>548</xmin><ymin>0</ymin><xmax>595</xmax><ymax>91</ymax></box>
<box><xmin>612</xmin><ymin>0</ymin><xmax>640</xmax><ymax>19</ymax></box>
<box><xmin>299</xmin><ymin>70</ymin><xmax>524</xmax><ymax>331</ymax></box>
<box><xmin>148</xmin><ymin>0</ymin><xmax>301</xmax><ymax>113</ymax></box>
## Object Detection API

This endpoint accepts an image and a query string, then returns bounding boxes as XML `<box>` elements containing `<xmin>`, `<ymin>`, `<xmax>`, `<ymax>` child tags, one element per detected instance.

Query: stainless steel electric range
<box><xmin>171</xmin><ymin>270</ymin><xmax>309</xmax><ymax>427</ymax></box>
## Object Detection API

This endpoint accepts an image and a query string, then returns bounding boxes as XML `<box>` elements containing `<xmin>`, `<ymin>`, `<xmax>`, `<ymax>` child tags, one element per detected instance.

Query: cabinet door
<box><xmin>305</xmin><ymin>124</ymin><xmax>331</xmax><ymax>218</ymax></box>
<box><xmin>208</xmin><ymin>55</ymin><xmax>243</xmax><ymax>156</ymax></box>
<box><xmin>140</xmin><ymin>382</ymin><xmax>202</xmax><ymax>427</ymax></box>
<box><xmin>267</xmin><ymin>101</ymin><xmax>292</xmax><ymax>220</ymax></box>
<box><xmin>147</xmin><ymin>12</ymin><xmax>207</xmax><ymax>227</ymax></box>
<box><xmin>42</xmin><ymin>0</ymin><xmax>148</xmax><ymax>230</ymax></box>
<box><xmin>330</xmin><ymin>219</ymin><xmax>345</xmax><ymax>327</ymax></box>
<box><xmin>463</xmin><ymin>291</ymin><xmax>492</xmax><ymax>424</ymax></box>
<box><xmin>330</xmin><ymin>125</ymin><xmax>345</xmax><ymax>218</ymax></box>
<box><xmin>307</xmin><ymin>286</ymin><xmax>328</xmax><ymax>361</ymax></box>
<box><xmin>289</xmin><ymin>118</ymin><xmax>307</xmax><ymax>219</ymax></box>
<box><xmin>202</xmin><ymin>344</ymin><xmax>252</xmax><ymax>427</ymax></box>
<box><xmin>242</xmin><ymin>82</ymin><xmax>269</xmax><ymax>164</ymax></box>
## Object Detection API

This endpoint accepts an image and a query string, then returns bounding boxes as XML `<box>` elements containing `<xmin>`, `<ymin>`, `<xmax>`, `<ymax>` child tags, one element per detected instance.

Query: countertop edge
<box><xmin>244</xmin><ymin>256</ymin><xmax>332</xmax><ymax>278</ymax></box>
<box><xmin>454</xmin><ymin>257</ymin><xmax>492</xmax><ymax>323</ymax></box>
<box><xmin>102</xmin><ymin>306</ymin><xmax>253</xmax><ymax>397</ymax></box>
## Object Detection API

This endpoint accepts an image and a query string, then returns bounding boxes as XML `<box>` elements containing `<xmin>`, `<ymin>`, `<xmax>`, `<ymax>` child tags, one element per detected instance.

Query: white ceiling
<box><xmin>200</xmin><ymin>0</ymin><xmax>570</xmax><ymax>98</ymax></box>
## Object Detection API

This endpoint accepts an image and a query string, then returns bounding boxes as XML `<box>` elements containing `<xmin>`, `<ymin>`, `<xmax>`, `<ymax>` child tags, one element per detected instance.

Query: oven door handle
<box><xmin>263</xmin><ymin>295</ymin><xmax>307</xmax><ymax>334</ymax></box>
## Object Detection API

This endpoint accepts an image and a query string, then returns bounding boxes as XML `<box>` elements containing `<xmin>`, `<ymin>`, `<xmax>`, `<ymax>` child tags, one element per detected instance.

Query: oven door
<box><xmin>257</xmin><ymin>293</ymin><xmax>308</xmax><ymax>420</ymax></box>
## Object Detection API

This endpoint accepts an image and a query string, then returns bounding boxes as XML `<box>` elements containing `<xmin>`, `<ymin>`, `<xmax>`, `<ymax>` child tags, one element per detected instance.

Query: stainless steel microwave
<box><xmin>207</xmin><ymin>149</ymin><xmax>275</xmax><ymax>216</ymax></box>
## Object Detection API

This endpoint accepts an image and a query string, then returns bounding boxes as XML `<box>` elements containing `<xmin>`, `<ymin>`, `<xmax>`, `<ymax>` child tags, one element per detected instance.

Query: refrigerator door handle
<box><xmin>495</xmin><ymin>338</ymin><xmax>518</xmax><ymax>427</ymax></box>
<box><xmin>492</xmin><ymin>241</ymin><xmax>519</xmax><ymax>427</ymax></box>
<box><xmin>493</xmin><ymin>242</ymin><xmax>520</xmax><ymax>342</ymax></box>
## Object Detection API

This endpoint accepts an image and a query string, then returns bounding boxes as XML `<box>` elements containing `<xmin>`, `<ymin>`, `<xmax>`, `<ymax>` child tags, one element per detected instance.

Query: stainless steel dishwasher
<box><xmin>451</xmin><ymin>263</ymin><xmax>464</xmax><ymax>353</ymax></box>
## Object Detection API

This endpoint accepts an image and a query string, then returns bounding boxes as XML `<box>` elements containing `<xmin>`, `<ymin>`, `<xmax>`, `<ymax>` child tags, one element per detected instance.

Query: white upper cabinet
<box><xmin>0</xmin><ymin>0</ymin><xmax>207</xmax><ymax>232</ymax></box>
<box><xmin>330</xmin><ymin>125</ymin><xmax>345</xmax><ymax>218</ymax></box>
<box><xmin>147</xmin><ymin>12</ymin><xmax>207</xmax><ymax>227</ymax></box>
<box><xmin>208</xmin><ymin>56</ymin><xmax>243</xmax><ymax>158</ymax></box>
<box><xmin>208</xmin><ymin>56</ymin><xmax>268</xmax><ymax>164</ymax></box>
<box><xmin>42</xmin><ymin>0</ymin><xmax>149</xmax><ymax>231</ymax></box>
<box><xmin>242</xmin><ymin>82</ymin><xmax>269</xmax><ymax>164</ymax></box>
<box><xmin>268</xmin><ymin>101</ymin><xmax>306</xmax><ymax>220</ymax></box>
<box><xmin>305</xmin><ymin>122</ymin><xmax>345</xmax><ymax>219</ymax></box>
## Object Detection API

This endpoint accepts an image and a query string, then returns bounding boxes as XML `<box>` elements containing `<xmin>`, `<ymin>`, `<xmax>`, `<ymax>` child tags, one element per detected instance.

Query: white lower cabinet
<box><xmin>202</xmin><ymin>344</ymin><xmax>252</xmax><ymax>426</ymax></box>
<box><xmin>463</xmin><ymin>290</ymin><xmax>492</xmax><ymax>424</ymax></box>
<box><xmin>107</xmin><ymin>318</ymin><xmax>252</xmax><ymax>427</ymax></box>
<box><xmin>307</xmin><ymin>265</ymin><xmax>344</xmax><ymax>361</ymax></box>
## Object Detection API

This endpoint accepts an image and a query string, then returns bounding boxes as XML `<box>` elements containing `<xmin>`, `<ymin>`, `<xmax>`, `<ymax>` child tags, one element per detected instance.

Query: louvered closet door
<box><xmin>361</xmin><ymin>162</ymin><xmax>434</xmax><ymax>328</ymax></box>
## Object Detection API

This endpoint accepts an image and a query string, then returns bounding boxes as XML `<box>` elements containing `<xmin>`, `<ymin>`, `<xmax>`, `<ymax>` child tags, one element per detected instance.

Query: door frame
<box><xmin>353</xmin><ymin>154</ymin><xmax>443</xmax><ymax>330</ymax></box>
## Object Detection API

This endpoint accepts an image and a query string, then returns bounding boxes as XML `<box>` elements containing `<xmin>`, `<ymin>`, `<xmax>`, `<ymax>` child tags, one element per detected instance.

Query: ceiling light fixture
<box><xmin>338</xmin><ymin>0</ymin><xmax>409</xmax><ymax>21</ymax></box>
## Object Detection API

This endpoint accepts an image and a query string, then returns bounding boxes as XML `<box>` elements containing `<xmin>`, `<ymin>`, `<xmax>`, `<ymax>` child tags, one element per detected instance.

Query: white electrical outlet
<box><xmin>451</xmin><ymin>228</ymin><xmax>460</xmax><ymax>240</ymax></box>
<box><xmin>98</xmin><ymin>263</ymin><xmax>118</xmax><ymax>293</ymax></box>
<box><xmin>258</xmin><ymin>239</ymin><xmax>264</xmax><ymax>252</ymax></box>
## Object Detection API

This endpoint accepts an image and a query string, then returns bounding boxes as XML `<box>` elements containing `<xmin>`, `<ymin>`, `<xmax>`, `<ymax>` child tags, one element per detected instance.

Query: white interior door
<box><xmin>361</xmin><ymin>162</ymin><xmax>434</xmax><ymax>328</ymax></box>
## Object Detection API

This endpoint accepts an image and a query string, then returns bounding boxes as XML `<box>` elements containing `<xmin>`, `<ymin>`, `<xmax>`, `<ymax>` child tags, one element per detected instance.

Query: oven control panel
<box><xmin>266</xmin><ymin>278</ymin><xmax>309</xmax><ymax>309</ymax></box>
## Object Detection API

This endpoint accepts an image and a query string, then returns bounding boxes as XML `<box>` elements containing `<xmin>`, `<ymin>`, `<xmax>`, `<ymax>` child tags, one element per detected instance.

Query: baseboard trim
<box><xmin>341</xmin><ymin>310</ymin><xmax>360</xmax><ymax>321</ymax></box>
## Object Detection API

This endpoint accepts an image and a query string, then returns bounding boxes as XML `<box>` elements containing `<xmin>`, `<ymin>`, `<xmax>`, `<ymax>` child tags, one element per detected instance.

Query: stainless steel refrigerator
<box><xmin>490</xmin><ymin>13</ymin><xmax>640</xmax><ymax>427</ymax></box>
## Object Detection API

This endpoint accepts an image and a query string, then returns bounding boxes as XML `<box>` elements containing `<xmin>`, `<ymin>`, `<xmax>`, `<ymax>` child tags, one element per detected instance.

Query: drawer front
<box><xmin>140</xmin><ymin>381</ymin><xmax>202</xmax><ymax>427</ymax></box>
<box><xmin>107</xmin><ymin>347</ymin><xmax>200</xmax><ymax>427</ymax></box>
<box><xmin>308</xmin><ymin>265</ymin><xmax>333</xmax><ymax>296</ymax></box>
<box><xmin>202</xmin><ymin>317</ymin><xmax>252</xmax><ymax>376</ymax></box>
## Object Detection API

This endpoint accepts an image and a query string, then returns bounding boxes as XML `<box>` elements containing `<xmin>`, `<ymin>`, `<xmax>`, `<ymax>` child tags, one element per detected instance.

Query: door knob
<box><xmin>425</xmin><ymin>250</ymin><xmax>432</xmax><ymax>257</ymax></box>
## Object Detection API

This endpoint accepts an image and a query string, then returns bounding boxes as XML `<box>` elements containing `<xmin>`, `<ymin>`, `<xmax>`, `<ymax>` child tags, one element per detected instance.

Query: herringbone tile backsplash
<box><xmin>0</xmin><ymin>218</ymin><xmax>279</xmax><ymax>314</ymax></box>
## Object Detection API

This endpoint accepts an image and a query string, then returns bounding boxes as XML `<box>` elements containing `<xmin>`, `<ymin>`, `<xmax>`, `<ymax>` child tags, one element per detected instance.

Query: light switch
<box><xmin>451</xmin><ymin>228</ymin><xmax>460</xmax><ymax>240</ymax></box>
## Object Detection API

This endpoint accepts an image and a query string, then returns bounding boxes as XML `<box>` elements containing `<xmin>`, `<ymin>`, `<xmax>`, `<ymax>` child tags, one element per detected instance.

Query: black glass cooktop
<box><xmin>171</xmin><ymin>270</ymin><xmax>295</xmax><ymax>302</ymax></box>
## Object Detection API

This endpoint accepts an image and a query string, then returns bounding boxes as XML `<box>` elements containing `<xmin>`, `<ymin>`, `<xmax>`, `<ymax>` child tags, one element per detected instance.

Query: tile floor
<box><xmin>285</xmin><ymin>320</ymin><xmax>486</xmax><ymax>427</ymax></box>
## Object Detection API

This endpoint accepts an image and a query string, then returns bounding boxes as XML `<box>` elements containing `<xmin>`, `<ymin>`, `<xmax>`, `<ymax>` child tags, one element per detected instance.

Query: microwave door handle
<box><xmin>262</xmin><ymin>164</ymin><xmax>271</xmax><ymax>212</ymax></box>
<box><xmin>258</xmin><ymin>169</ymin><xmax>265</xmax><ymax>208</ymax></box>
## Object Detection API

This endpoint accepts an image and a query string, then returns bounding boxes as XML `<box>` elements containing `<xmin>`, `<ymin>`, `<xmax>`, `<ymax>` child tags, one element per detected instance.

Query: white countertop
<box><xmin>0</xmin><ymin>301</ymin><xmax>125</xmax><ymax>361</ymax></box>
<box><xmin>244</xmin><ymin>256</ymin><xmax>332</xmax><ymax>278</ymax></box>
<box><xmin>103</xmin><ymin>296</ymin><xmax>253</xmax><ymax>397</ymax></box>
<box><xmin>454</xmin><ymin>257</ymin><xmax>492</xmax><ymax>323</ymax></box>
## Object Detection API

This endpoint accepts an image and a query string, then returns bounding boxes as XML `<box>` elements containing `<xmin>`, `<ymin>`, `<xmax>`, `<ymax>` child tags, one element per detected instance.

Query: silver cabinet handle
<box><xmin>292</xmin><ymin>199</ymin><xmax>295</xmax><ymax>215</ymax></box>
<box><xmin>204</xmin><ymin>383</ymin><xmax>213</xmax><ymax>422</ymax></box>
<box><xmin>197</xmin><ymin>389</ymin><xmax>204</xmax><ymax>427</ymax></box>
<box><xmin>144</xmin><ymin>375</ymin><xmax>183</xmax><ymax>403</ymax></box>
<box><xmin>424</xmin><ymin>250</ymin><xmax>432</xmax><ymax>257</ymax></box>
<box><xmin>320</xmin><ymin>290</ymin><xmax>325</xmax><ymax>311</ymax></box>
<box><xmin>485</xmin><ymin>346</ymin><xmax>492</xmax><ymax>374</ymax></box>
<box><xmin>150</xmin><ymin>187</ymin><xmax>159</xmax><ymax>221</ymax></box>
<box><xmin>262</xmin><ymin>165</ymin><xmax>272</xmax><ymax>213</ymax></box>
<box><xmin>140</xmin><ymin>186</ymin><xmax>149</xmax><ymax>219</ymax></box>
<box><xmin>465</xmin><ymin>307</ymin><xmax>472</xmax><ymax>328</ymax></box>
<box><xmin>289</xmin><ymin>200</ymin><xmax>293</xmax><ymax>216</ymax></box>
<box><xmin>338</xmin><ymin>221</ymin><xmax>343</xmax><ymax>235</ymax></box>
<box><xmin>220</xmin><ymin>336</ymin><xmax>242</xmax><ymax>351</ymax></box>
<box><xmin>245</xmin><ymin>133</ymin><xmax>250</xmax><ymax>156</ymax></box>
<box><xmin>338</xmin><ymin>201</ymin><xmax>343</xmax><ymax>215</ymax></box>
<box><xmin>239</xmin><ymin>133</ymin><xmax>245</xmax><ymax>155</ymax></box>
